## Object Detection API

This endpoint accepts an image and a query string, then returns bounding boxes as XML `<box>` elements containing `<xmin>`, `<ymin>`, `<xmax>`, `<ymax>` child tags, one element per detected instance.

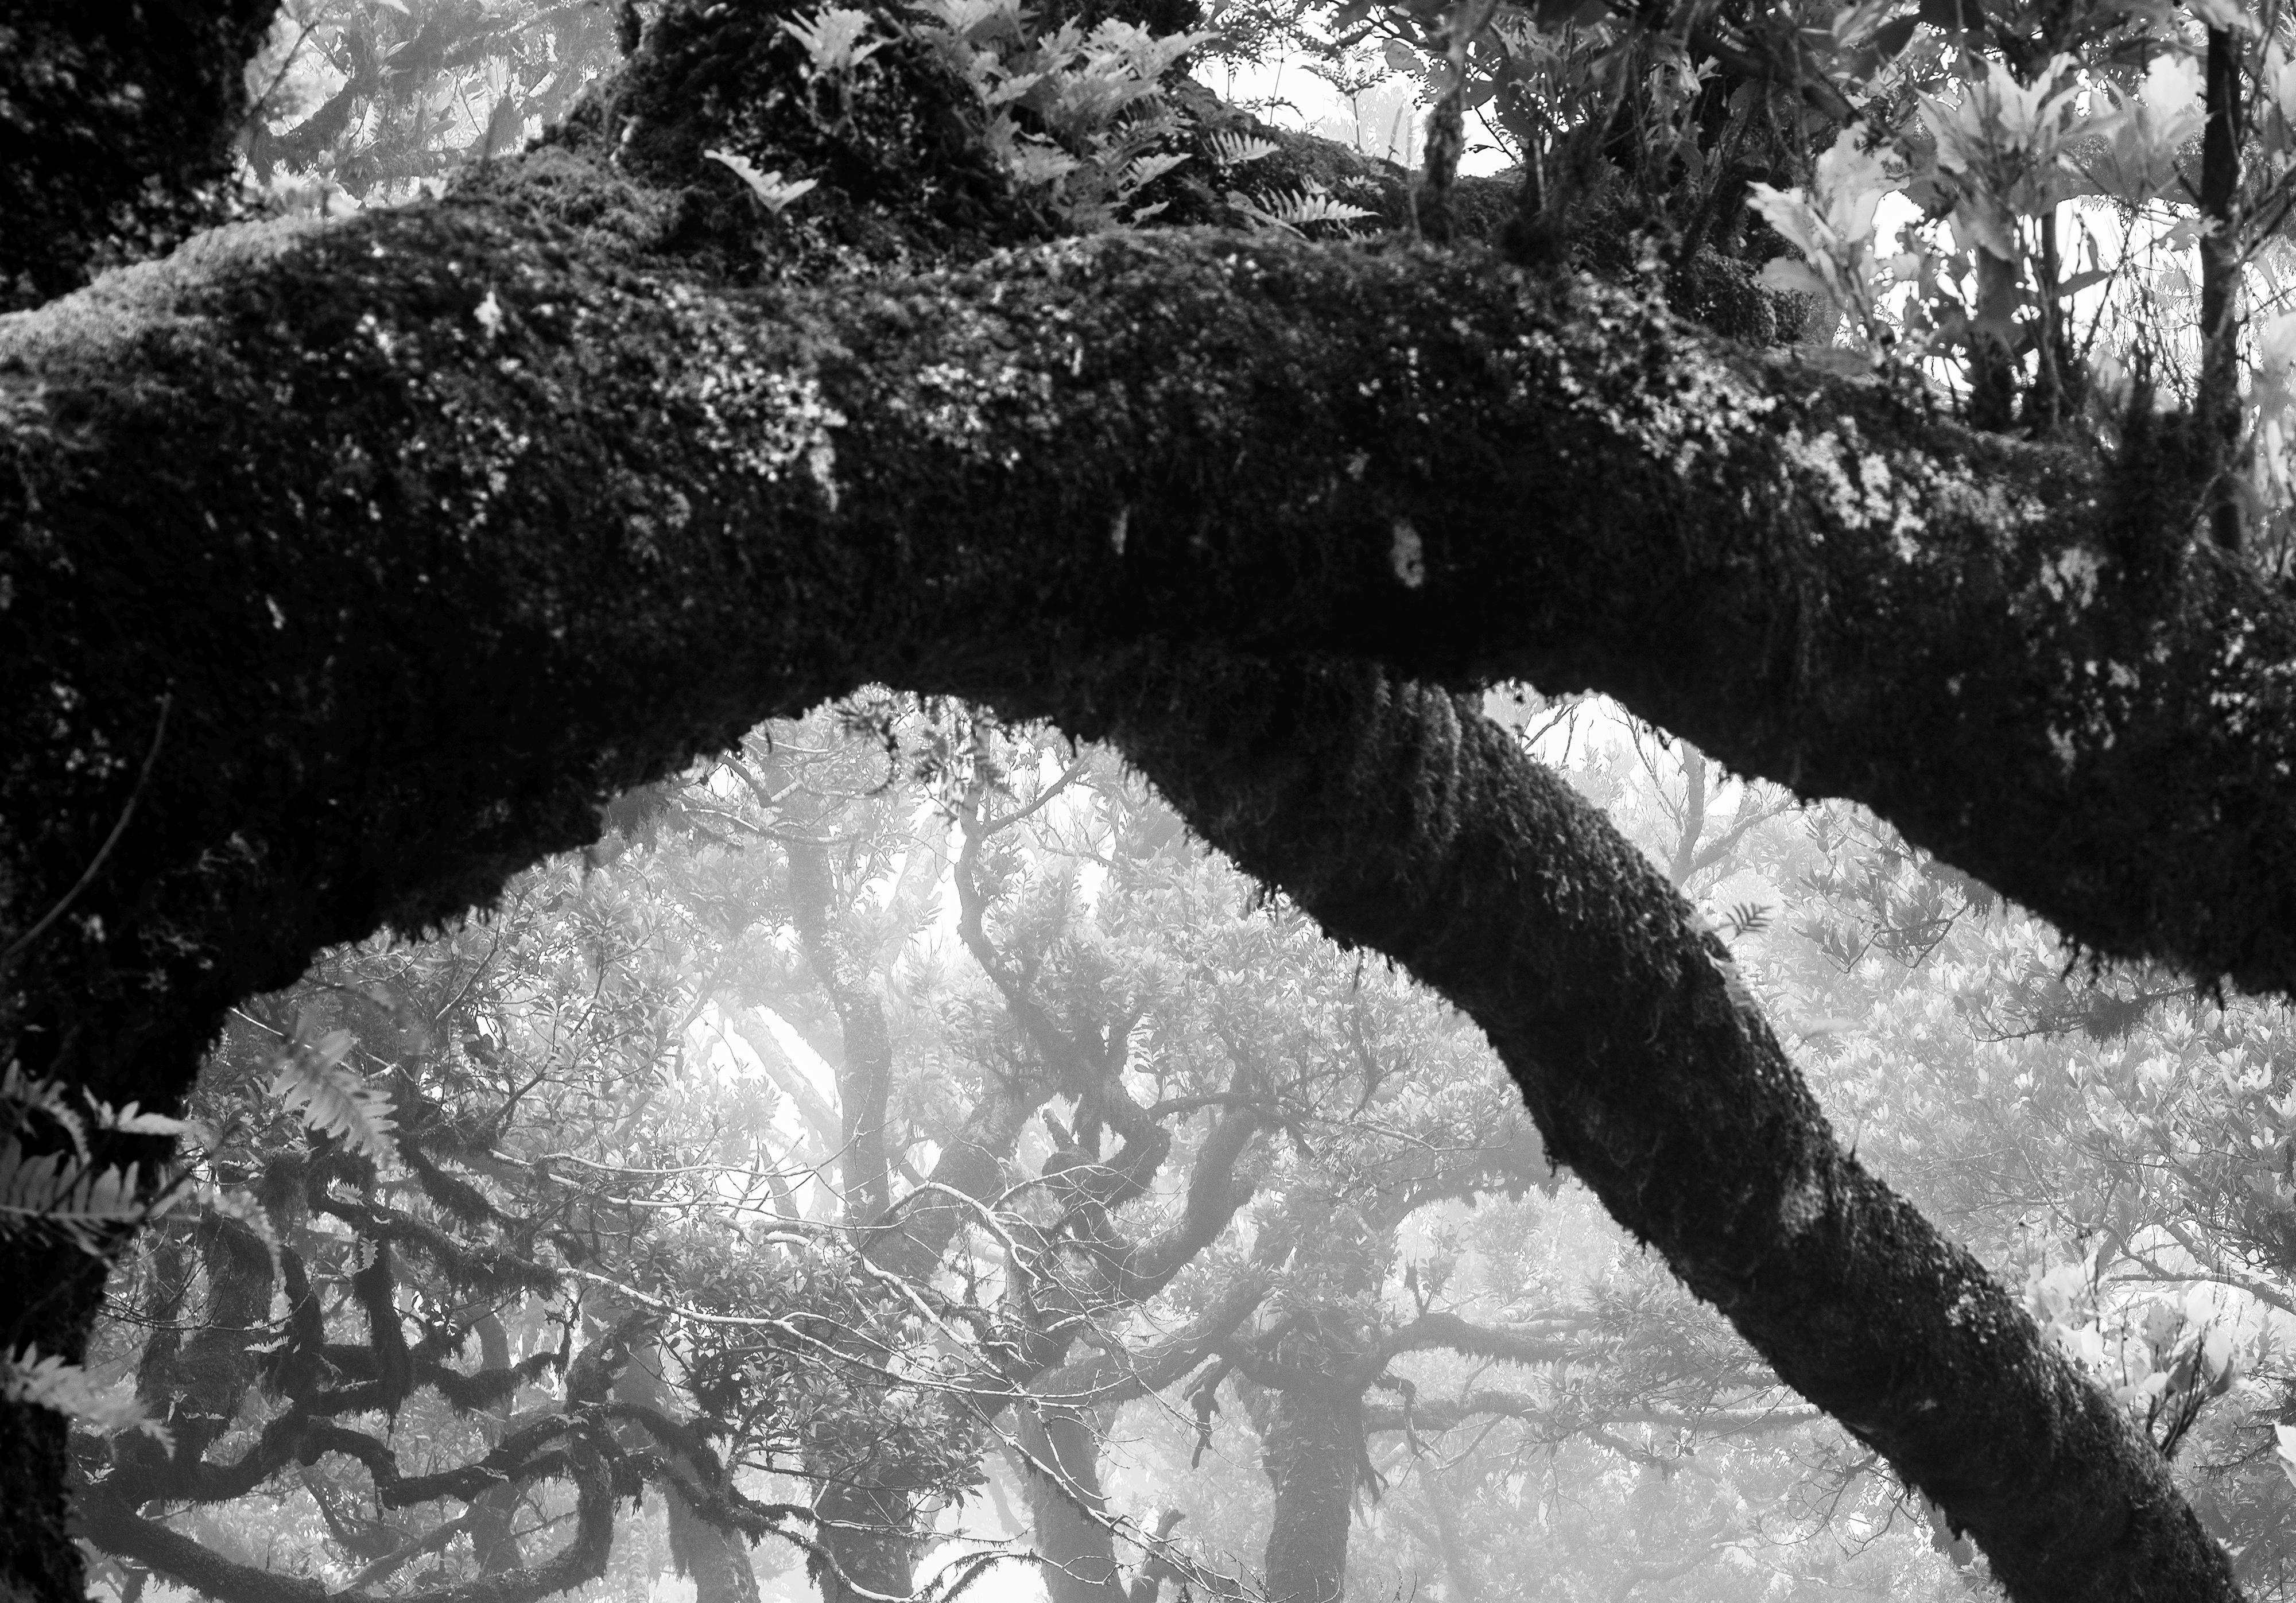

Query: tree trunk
<box><xmin>10</xmin><ymin>1242</ymin><xmax>106</xmax><ymax>1603</ymax></box>
<box><xmin>670</xmin><ymin>1496</ymin><xmax>765</xmax><ymax>1603</ymax></box>
<box><xmin>470</xmin><ymin>1316</ymin><xmax>523</xmax><ymax>1575</ymax></box>
<box><xmin>812</xmin><ymin>1484</ymin><xmax>920</xmax><ymax>1603</ymax></box>
<box><xmin>1420</xmin><ymin>1466</ymin><xmax>1483</xmax><ymax>1603</ymax></box>
<box><xmin>1258</xmin><ymin>1386</ymin><xmax>1357</xmax><ymax>1603</ymax></box>
<box><xmin>613</xmin><ymin>1331</ymin><xmax>763</xmax><ymax>1603</ymax></box>
<box><xmin>787</xmin><ymin>839</ymin><xmax>894</xmax><ymax>1221</ymax></box>
<box><xmin>1020</xmin><ymin>1406</ymin><xmax>1124</xmax><ymax>1603</ymax></box>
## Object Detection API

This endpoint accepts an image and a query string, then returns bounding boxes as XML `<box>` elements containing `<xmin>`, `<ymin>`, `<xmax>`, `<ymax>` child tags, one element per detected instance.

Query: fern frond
<box><xmin>1118</xmin><ymin>151</ymin><xmax>1189</xmax><ymax>195</ymax></box>
<box><xmin>272</xmin><ymin>1031</ymin><xmax>398</xmax><ymax>1162</ymax></box>
<box><xmin>1004</xmin><ymin>138</ymin><xmax>1082</xmax><ymax>187</ymax></box>
<box><xmin>2</xmin><ymin>1062</ymin><xmax>88</xmax><ymax>1160</ymax></box>
<box><xmin>1078</xmin><ymin>17</ymin><xmax>1207</xmax><ymax>80</ymax></box>
<box><xmin>1228</xmin><ymin>182</ymin><xmax>1375</xmax><ymax>235</ymax></box>
<box><xmin>3</xmin><ymin>1345</ymin><xmax>171</xmax><ymax>1448</ymax></box>
<box><xmin>0</xmin><ymin>1140</ymin><xmax>161</xmax><ymax>1253</ymax></box>
<box><xmin>1205</xmin><ymin>130</ymin><xmax>1279</xmax><ymax>168</ymax></box>
<box><xmin>701</xmin><ymin>149</ymin><xmax>820</xmax><ymax>216</ymax></box>
<box><xmin>779</xmin><ymin>7</ymin><xmax>886</xmax><ymax>72</ymax></box>
<box><xmin>86</xmin><ymin>1092</ymin><xmax>189</xmax><ymax>1140</ymax></box>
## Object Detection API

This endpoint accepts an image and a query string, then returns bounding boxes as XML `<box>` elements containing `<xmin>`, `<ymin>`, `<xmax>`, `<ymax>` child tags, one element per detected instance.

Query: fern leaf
<box><xmin>1205</xmin><ymin>130</ymin><xmax>1279</xmax><ymax>168</ymax></box>
<box><xmin>701</xmin><ymin>150</ymin><xmax>820</xmax><ymax>216</ymax></box>
<box><xmin>2</xmin><ymin>1062</ymin><xmax>88</xmax><ymax>1160</ymax></box>
<box><xmin>87</xmin><ymin>1094</ymin><xmax>189</xmax><ymax>1140</ymax></box>
<box><xmin>779</xmin><ymin>7</ymin><xmax>886</xmax><ymax>72</ymax></box>
<box><xmin>1118</xmin><ymin>151</ymin><xmax>1189</xmax><ymax>195</ymax></box>
<box><xmin>2</xmin><ymin>1345</ymin><xmax>171</xmax><ymax>1448</ymax></box>
<box><xmin>1230</xmin><ymin>182</ymin><xmax>1375</xmax><ymax>235</ymax></box>
<box><xmin>0</xmin><ymin>1140</ymin><xmax>164</xmax><ymax>1253</ymax></box>
<box><xmin>272</xmin><ymin>1034</ymin><xmax>397</xmax><ymax>1162</ymax></box>
<box><xmin>1004</xmin><ymin>138</ymin><xmax>1082</xmax><ymax>187</ymax></box>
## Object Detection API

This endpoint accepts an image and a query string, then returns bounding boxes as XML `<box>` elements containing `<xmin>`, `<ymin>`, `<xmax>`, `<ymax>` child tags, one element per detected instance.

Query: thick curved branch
<box><xmin>857</xmin><ymin>1080</ymin><xmax>1045</xmax><ymax>1282</ymax></box>
<box><xmin>1068</xmin><ymin>651</ymin><xmax>2239</xmax><ymax>1603</ymax></box>
<box><xmin>5</xmin><ymin>165</ymin><xmax>2289</xmax><ymax>1069</ymax></box>
<box><xmin>1101</xmin><ymin>1103</ymin><xmax>1262</xmax><ymax>1303</ymax></box>
<box><xmin>787</xmin><ymin>839</ymin><xmax>894</xmax><ymax>1220</ymax></box>
<box><xmin>79</xmin><ymin>1433</ymin><xmax>616</xmax><ymax>1603</ymax></box>
<box><xmin>77</xmin><ymin>1481</ymin><xmax>329</xmax><ymax>1603</ymax></box>
<box><xmin>3</xmin><ymin>7</ymin><xmax>2290</xmax><ymax>1598</ymax></box>
<box><xmin>1359</xmin><ymin>1389</ymin><xmax>1820</xmax><ymax>1435</ymax></box>
<box><xmin>313</xmin><ymin>1196</ymin><xmax>559</xmax><ymax>1299</ymax></box>
<box><xmin>107</xmin><ymin>1415</ymin><xmax>386</xmax><ymax>1508</ymax></box>
<box><xmin>1029</xmin><ymin>1264</ymin><xmax>1278</xmax><ymax>1406</ymax></box>
<box><xmin>1343</xmin><ymin>1310</ymin><xmax>1589</xmax><ymax>1385</ymax></box>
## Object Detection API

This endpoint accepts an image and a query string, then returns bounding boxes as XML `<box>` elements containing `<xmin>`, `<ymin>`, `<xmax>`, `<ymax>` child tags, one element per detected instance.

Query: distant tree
<box><xmin>54</xmin><ymin>711</ymin><xmax>1304</xmax><ymax>1603</ymax></box>
<box><xmin>239</xmin><ymin>0</ymin><xmax>630</xmax><ymax>207</ymax></box>
<box><xmin>67</xmin><ymin>816</ymin><xmax>829</xmax><ymax>1603</ymax></box>
<box><xmin>69</xmin><ymin>705</ymin><xmax>1989</xmax><ymax>1603</ymax></box>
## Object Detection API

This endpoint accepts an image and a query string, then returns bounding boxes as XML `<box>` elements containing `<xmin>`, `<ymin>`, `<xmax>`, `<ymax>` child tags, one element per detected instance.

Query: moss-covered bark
<box><xmin>1075</xmin><ymin>651</ymin><xmax>2241</xmax><ymax>1603</ymax></box>
<box><xmin>9</xmin><ymin>187</ymin><xmax>2291</xmax><ymax>1019</ymax></box>
<box><xmin>0</xmin><ymin>0</ymin><xmax>281</xmax><ymax>310</ymax></box>
<box><xmin>0</xmin><ymin>170</ymin><xmax>2278</xmax><ymax>1603</ymax></box>
<box><xmin>76</xmin><ymin>1431</ymin><xmax>618</xmax><ymax>1603</ymax></box>
<box><xmin>1254</xmin><ymin>1384</ymin><xmax>1356</xmax><ymax>1603</ymax></box>
<box><xmin>1020</xmin><ymin>1406</ymin><xmax>1125</xmax><ymax>1603</ymax></box>
<box><xmin>2</xmin><ymin>1</ymin><xmax>2293</xmax><ymax>1599</ymax></box>
<box><xmin>10</xmin><ymin>154</ymin><xmax>2295</xmax><ymax>1035</ymax></box>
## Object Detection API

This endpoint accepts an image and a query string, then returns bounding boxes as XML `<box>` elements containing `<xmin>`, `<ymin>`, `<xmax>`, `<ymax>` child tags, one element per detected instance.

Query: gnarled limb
<box><xmin>77</xmin><ymin>1431</ymin><xmax>617</xmax><ymax>1603</ymax></box>
<box><xmin>1065</xmin><ymin>650</ymin><xmax>2240</xmax><ymax>1603</ymax></box>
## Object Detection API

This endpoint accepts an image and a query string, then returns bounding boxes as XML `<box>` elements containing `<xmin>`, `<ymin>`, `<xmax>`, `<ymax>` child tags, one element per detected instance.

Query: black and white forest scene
<box><xmin>15</xmin><ymin>1</ymin><xmax>2296</xmax><ymax>1598</ymax></box>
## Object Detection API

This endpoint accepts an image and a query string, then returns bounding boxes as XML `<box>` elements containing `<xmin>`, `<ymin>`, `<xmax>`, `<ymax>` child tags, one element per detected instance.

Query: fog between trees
<box><xmin>71</xmin><ymin>700</ymin><xmax>2296</xmax><ymax>1603</ymax></box>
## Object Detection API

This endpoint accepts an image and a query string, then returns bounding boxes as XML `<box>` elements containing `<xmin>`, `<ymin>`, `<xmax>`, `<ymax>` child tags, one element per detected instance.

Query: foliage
<box><xmin>266</xmin><ymin>1012</ymin><xmax>400</xmax><ymax>1163</ymax></box>
<box><xmin>0</xmin><ymin>1065</ymin><xmax>185</xmax><ymax>1257</ymax></box>
<box><xmin>2</xmin><ymin>1347</ymin><xmax>169</xmax><ymax>1450</ymax></box>
<box><xmin>238</xmin><ymin>0</ymin><xmax>630</xmax><ymax>209</ymax></box>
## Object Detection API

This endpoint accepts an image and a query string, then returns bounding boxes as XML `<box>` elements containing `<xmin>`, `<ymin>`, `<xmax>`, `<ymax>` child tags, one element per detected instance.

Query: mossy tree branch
<box><xmin>0</xmin><ymin>0</ymin><xmax>282</xmax><ymax>311</ymax></box>
<box><xmin>1068</xmin><ymin>651</ymin><xmax>2242</xmax><ymax>1603</ymax></box>
<box><xmin>0</xmin><ymin>197</ymin><xmax>2270</xmax><ymax>1601</ymax></box>
<box><xmin>3</xmin><ymin>2</ymin><xmax>2291</xmax><ymax>1599</ymax></box>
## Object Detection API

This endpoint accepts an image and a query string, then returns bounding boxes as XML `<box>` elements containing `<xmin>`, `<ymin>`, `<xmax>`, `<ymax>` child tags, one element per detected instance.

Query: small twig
<box><xmin>242</xmin><ymin>14</ymin><xmax>324</xmax><ymax>136</ymax></box>
<box><xmin>335</xmin><ymin>1510</ymin><xmax>476</xmax><ymax>1593</ymax></box>
<box><xmin>0</xmin><ymin>694</ymin><xmax>172</xmax><ymax>975</ymax></box>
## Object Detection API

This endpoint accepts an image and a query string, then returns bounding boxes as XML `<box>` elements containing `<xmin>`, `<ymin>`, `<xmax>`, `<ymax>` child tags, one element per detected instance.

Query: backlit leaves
<box><xmin>269</xmin><ymin>1014</ymin><xmax>398</xmax><ymax>1162</ymax></box>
